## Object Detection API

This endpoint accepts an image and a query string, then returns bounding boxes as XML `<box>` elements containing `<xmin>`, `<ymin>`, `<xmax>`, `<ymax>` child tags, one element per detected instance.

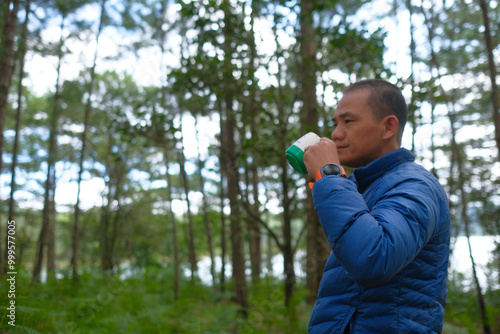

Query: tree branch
<box><xmin>241</xmin><ymin>198</ymin><xmax>284</xmax><ymax>252</ymax></box>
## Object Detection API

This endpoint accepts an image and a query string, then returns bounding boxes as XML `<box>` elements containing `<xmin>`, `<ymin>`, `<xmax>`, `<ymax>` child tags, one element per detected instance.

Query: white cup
<box><xmin>285</xmin><ymin>132</ymin><xmax>320</xmax><ymax>174</ymax></box>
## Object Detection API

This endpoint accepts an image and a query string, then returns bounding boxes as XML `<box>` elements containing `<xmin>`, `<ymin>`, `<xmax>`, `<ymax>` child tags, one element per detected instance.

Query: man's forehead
<box><xmin>332</xmin><ymin>90</ymin><xmax>371</xmax><ymax>121</ymax></box>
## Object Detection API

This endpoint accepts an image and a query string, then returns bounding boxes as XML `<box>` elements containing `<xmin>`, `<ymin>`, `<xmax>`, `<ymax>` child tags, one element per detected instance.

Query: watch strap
<box><xmin>309</xmin><ymin>164</ymin><xmax>347</xmax><ymax>190</ymax></box>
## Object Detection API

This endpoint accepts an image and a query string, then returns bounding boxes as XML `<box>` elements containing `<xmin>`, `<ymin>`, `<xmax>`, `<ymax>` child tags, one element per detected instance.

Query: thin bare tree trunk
<box><xmin>194</xmin><ymin>117</ymin><xmax>216</xmax><ymax>287</ymax></box>
<box><xmin>280</xmin><ymin>144</ymin><xmax>295</xmax><ymax>306</ymax></box>
<box><xmin>33</xmin><ymin>15</ymin><xmax>65</xmax><ymax>283</ymax></box>
<box><xmin>244</xmin><ymin>161</ymin><xmax>261</xmax><ymax>286</ymax></box>
<box><xmin>270</xmin><ymin>15</ymin><xmax>297</xmax><ymax>305</ymax></box>
<box><xmin>430</xmin><ymin>100</ymin><xmax>438</xmax><ymax>177</ymax></box>
<box><xmin>220</xmin><ymin>0</ymin><xmax>248</xmax><ymax>315</ymax></box>
<box><xmin>219</xmin><ymin>138</ymin><xmax>227</xmax><ymax>292</ymax></box>
<box><xmin>100</xmin><ymin>133</ymin><xmax>124</xmax><ymax>273</ymax></box>
<box><xmin>109</xmin><ymin>183</ymin><xmax>122</xmax><ymax>271</ymax></box>
<box><xmin>249</xmin><ymin>163</ymin><xmax>262</xmax><ymax>282</ymax></box>
<box><xmin>266</xmin><ymin>230</ymin><xmax>273</xmax><ymax>275</ymax></box>
<box><xmin>5</xmin><ymin>0</ymin><xmax>30</xmax><ymax>275</ymax></box>
<box><xmin>245</xmin><ymin>0</ymin><xmax>262</xmax><ymax>287</ymax></box>
<box><xmin>0</xmin><ymin>0</ymin><xmax>20</xmax><ymax>274</ymax></box>
<box><xmin>222</xmin><ymin>1</ymin><xmax>249</xmax><ymax>315</ymax></box>
<box><xmin>164</xmin><ymin>147</ymin><xmax>180</xmax><ymax>300</ymax></box>
<box><xmin>219</xmin><ymin>183</ymin><xmax>227</xmax><ymax>290</ymax></box>
<box><xmin>72</xmin><ymin>0</ymin><xmax>106</xmax><ymax>281</ymax></box>
<box><xmin>477</xmin><ymin>0</ymin><xmax>500</xmax><ymax>160</ymax></box>
<box><xmin>218</xmin><ymin>102</ymin><xmax>227</xmax><ymax>294</ymax></box>
<box><xmin>177</xmin><ymin>125</ymin><xmax>197</xmax><ymax>281</ymax></box>
<box><xmin>404</xmin><ymin>0</ymin><xmax>418</xmax><ymax>154</ymax></box>
<box><xmin>100</xmin><ymin>173</ymin><xmax>112</xmax><ymax>272</ymax></box>
<box><xmin>222</xmin><ymin>110</ymin><xmax>249</xmax><ymax>314</ymax></box>
<box><xmin>46</xmin><ymin>195</ymin><xmax>56</xmax><ymax>280</ymax></box>
<box><xmin>154</xmin><ymin>0</ymin><xmax>180</xmax><ymax>299</ymax></box>
<box><xmin>100</xmin><ymin>179</ymin><xmax>112</xmax><ymax>272</ymax></box>
<box><xmin>299</xmin><ymin>0</ymin><xmax>327</xmax><ymax>304</ymax></box>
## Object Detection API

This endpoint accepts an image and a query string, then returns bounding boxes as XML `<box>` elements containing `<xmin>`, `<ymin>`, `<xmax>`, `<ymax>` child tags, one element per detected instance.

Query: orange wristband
<box><xmin>308</xmin><ymin>166</ymin><xmax>347</xmax><ymax>190</ymax></box>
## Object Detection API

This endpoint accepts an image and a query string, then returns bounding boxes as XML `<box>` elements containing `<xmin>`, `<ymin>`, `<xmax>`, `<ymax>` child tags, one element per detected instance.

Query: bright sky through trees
<box><xmin>17</xmin><ymin>0</ymin><xmax>497</xmax><ymax>216</ymax></box>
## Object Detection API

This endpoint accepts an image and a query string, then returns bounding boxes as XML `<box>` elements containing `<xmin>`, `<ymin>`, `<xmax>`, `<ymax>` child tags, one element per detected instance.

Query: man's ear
<box><xmin>382</xmin><ymin>115</ymin><xmax>399</xmax><ymax>140</ymax></box>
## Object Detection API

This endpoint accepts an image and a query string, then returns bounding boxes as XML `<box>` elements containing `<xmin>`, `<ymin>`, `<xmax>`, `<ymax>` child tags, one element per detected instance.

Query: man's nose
<box><xmin>331</xmin><ymin>126</ymin><xmax>344</xmax><ymax>141</ymax></box>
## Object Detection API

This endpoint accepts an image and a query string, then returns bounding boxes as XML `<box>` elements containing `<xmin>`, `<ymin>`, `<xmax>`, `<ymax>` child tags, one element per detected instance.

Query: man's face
<box><xmin>331</xmin><ymin>89</ymin><xmax>388</xmax><ymax>168</ymax></box>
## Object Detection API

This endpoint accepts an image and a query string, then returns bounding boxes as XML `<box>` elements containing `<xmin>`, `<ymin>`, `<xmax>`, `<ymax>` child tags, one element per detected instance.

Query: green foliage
<box><xmin>319</xmin><ymin>23</ymin><xmax>388</xmax><ymax>79</ymax></box>
<box><xmin>237</xmin><ymin>277</ymin><xmax>312</xmax><ymax>334</ymax></box>
<box><xmin>0</xmin><ymin>269</ymin><xmax>313</xmax><ymax>334</ymax></box>
<box><xmin>444</xmin><ymin>270</ymin><xmax>500</xmax><ymax>333</ymax></box>
<box><xmin>1</xmin><ymin>269</ymin><xmax>492</xmax><ymax>333</ymax></box>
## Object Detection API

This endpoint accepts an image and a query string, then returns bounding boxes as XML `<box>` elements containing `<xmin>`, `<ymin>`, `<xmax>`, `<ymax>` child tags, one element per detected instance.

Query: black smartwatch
<box><xmin>320</xmin><ymin>163</ymin><xmax>346</xmax><ymax>178</ymax></box>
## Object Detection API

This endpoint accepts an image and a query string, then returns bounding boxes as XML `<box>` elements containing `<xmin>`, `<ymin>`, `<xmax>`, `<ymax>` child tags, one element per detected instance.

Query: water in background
<box><xmin>188</xmin><ymin>236</ymin><xmax>499</xmax><ymax>290</ymax></box>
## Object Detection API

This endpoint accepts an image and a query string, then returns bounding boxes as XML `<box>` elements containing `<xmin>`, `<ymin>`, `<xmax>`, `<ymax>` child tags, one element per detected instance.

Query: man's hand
<box><xmin>303</xmin><ymin>138</ymin><xmax>340</xmax><ymax>178</ymax></box>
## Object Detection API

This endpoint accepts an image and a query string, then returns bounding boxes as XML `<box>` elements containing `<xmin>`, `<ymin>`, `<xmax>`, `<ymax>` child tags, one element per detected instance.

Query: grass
<box><xmin>0</xmin><ymin>268</ymin><xmax>311</xmax><ymax>334</ymax></box>
<box><xmin>0</xmin><ymin>267</ymin><xmax>496</xmax><ymax>333</ymax></box>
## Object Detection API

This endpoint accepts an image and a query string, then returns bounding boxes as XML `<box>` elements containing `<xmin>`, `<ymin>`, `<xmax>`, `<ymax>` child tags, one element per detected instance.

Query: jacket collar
<box><xmin>349</xmin><ymin>148</ymin><xmax>415</xmax><ymax>193</ymax></box>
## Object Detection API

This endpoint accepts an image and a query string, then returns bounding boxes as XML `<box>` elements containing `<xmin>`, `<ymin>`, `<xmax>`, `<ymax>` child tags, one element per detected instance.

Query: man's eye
<box><xmin>345</xmin><ymin>120</ymin><xmax>353</xmax><ymax>124</ymax></box>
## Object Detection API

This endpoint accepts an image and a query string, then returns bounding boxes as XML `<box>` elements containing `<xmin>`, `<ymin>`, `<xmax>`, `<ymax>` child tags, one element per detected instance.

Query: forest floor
<box><xmin>0</xmin><ymin>267</ymin><xmax>495</xmax><ymax>333</ymax></box>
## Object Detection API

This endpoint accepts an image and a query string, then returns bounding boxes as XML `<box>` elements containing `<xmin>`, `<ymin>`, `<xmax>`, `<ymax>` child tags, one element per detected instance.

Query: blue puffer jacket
<box><xmin>308</xmin><ymin>148</ymin><xmax>450</xmax><ymax>334</ymax></box>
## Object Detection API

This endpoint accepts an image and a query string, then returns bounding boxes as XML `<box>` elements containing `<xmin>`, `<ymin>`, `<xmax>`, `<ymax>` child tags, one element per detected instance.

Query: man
<box><xmin>303</xmin><ymin>79</ymin><xmax>450</xmax><ymax>333</ymax></box>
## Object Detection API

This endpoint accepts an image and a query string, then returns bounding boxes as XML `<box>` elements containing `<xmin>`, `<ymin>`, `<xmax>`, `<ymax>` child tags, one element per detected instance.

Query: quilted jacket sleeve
<box><xmin>312</xmin><ymin>172</ymin><xmax>441</xmax><ymax>288</ymax></box>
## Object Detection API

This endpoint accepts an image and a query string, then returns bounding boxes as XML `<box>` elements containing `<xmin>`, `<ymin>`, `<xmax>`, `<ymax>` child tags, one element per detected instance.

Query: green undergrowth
<box><xmin>0</xmin><ymin>267</ymin><xmax>496</xmax><ymax>333</ymax></box>
<box><xmin>0</xmin><ymin>268</ymin><xmax>311</xmax><ymax>333</ymax></box>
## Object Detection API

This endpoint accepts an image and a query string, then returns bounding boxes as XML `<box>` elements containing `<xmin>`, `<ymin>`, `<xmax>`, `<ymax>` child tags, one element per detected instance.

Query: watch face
<box><xmin>322</xmin><ymin>163</ymin><xmax>342</xmax><ymax>176</ymax></box>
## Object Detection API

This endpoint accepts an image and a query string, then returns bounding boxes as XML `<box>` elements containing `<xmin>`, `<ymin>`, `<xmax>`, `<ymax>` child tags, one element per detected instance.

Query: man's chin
<box><xmin>338</xmin><ymin>154</ymin><xmax>350</xmax><ymax>168</ymax></box>
<box><xmin>339</xmin><ymin>159</ymin><xmax>353</xmax><ymax>168</ymax></box>
<box><xmin>339</xmin><ymin>158</ymin><xmax>360</xmax><ymax>169</ymax></box>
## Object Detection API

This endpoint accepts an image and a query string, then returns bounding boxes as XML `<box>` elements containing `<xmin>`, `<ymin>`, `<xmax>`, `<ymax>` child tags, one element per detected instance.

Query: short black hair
<box><xmin>344</xmin><ymin>79</ymin><xmax>408</xmax><ymax>142</ymax></box>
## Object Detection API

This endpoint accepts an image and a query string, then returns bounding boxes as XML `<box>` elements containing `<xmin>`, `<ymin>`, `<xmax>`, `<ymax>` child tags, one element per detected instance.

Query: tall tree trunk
<box><xmin>100</xmin><ymin>180</ymin><xmax>112</xmax><ymax>272</ymax></box>
<box><xmin>32</xmin><ymin>15</ymin><xmax>66</xmax><ymax>283</ymax></box>
<box><xmin>219</xmin><ymin>125</ymin><xmax>227</xmax><ymax>292</ymax></box>
<box><xmin>429</xmin><ymin>100</ymin><xmax>438</xmax><ymax>177</ymax></box>
<box><xmin>100</xmin><ymin>133</ymin><xmax>123</xmax><ymax>273</ymax></box>
<box><xmin>477</xmin><ymin>0</ymin><xmax>500</xmax><ymax>161</ymax></box>
<box><xmin>245</xmin><ymin>160</ymin><xmax>262</xmax><ymax>286</ymax></box>
<box><xmin>222</xmin><ymin>0</ymin><xmax>249</xmax><ymax>315</ymax></box>
<box><xmin>421</xmin><ymin>4</ymin><xmax>491</xmax><ymax>333</ymax></box>
<box><xmin>165</xmin><ymin>147</ymin><xmax>180</xmax><ymax>300</ymax></box>
<box><xmin>299</xmin><ymin>0</ymin><xmax>327</xmax><ymax>304</ymax></box>
<box><xmin>249</xmin><ymin>163</ymin><xmax>262</xmax><ymax>282</ymax></box>
<box><xmin>266</xmin><ymin>229</ymin><xmax>273</xmax><ymax>275</ymax></box>
<box><xmin>177</xmin><ymin>124</ymin><xmax>197</xmax><ymax>281</ymax></box>
<box><xmin>72</xmin><ymin>0</ymin><xmax>106</xmax><ymax>281</ymax></box>
<box><xmin>0</xmin><ymin>0</ymin><xmax>20</xmax><ymax>274</ymax></box>
<box><xmin>280</xmin><ymin>145</ymin><xmax>295</xmax><ymax>306</ymax></box>
<box><xmin>404</xmin><ymin>0</ymin><xmax>418</xmax><ymax>154</ymax></box>
<box><xmin>219</xmin><ymin>179</ymin><xmax>227</xmax><ymax>291</ymax></box>
<box><xmin>194</xmin><ymin>117</ymin><xmax>216</xmax><ymax>287</ymax></box>
<box><xmin>109</xmin><ymin>183</ymin><xmax>122</xmax><ymax>271</ymax></box>
<box><xmin>155</xmin><ymin>0</ymin><xmax>180</xmax><ymax>298</ymax></box>
<box><xmin>46</xmin><ymin>194</ymin><xmax>56</xmax><ymax>280</ymax></box>
<box><xmin>221</xmin><ymin>105</ymin><xmax>249</xmax><ymax>314</ymax></box>
<box><xmin>5</xmin><ymin>0</ymin><xmax>30</xmax><ymax>275</ymax></box>
<box><xmin>245</xmin><ymin>3</ymin><xmax>262</xmax><ymax>286</ymax></box>
<box><xmin>101</xmin><ymin>171</ymin><xmax>124</xmax><ymax>273</ymax></box>
<box><xmin>272</xmin><ymin>15</ymin><xmax>296</xmax><ymax>306</ymax></box>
